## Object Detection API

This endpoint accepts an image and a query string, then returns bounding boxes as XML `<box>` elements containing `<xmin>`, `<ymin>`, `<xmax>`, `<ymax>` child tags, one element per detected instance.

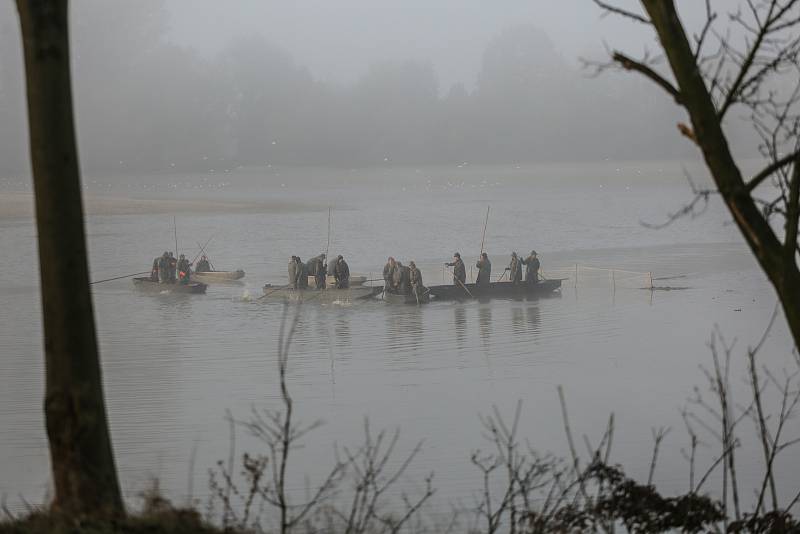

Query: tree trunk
<box><xmin>642</xmin><ymin>0</ymin><xmax>800</xmax><ymax>349</ymax></box>
<box><xmin>16</xmin><ymin>0</ymin><xmax>124</xmax><ymax>518</ymax></box>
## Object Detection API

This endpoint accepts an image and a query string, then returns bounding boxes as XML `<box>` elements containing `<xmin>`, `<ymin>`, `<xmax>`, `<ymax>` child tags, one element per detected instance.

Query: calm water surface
<box><xmin>1</xmin><ymin>162</ymin><xmax>797</xmax><ymax>514</ymax></box>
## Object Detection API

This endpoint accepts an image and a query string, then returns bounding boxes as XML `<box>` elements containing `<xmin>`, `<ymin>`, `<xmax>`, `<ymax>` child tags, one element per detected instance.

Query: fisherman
<box><xmin>158</xmin><ymin>251</ymin><xmax>170</xmax><ymax>283</ymax></box>
<box><xmin>409</xmin><ymin>261</ymin><xmax>425</xmax><ymax>300</ymax></box>
<box><xmin>476</xmin><ymin>252</ymin><xmax>492</xmax><ymax>285</ymax></box>
<box><xmin>295</xmin><ymin>256</ymin><xmax>309</xmax><ymax>289</ymax></box>
<box><xmin>168</xmin><ymin>252</ymin><xmax>177</xmax><ymax>282</ymax></box>
<box><xmin>150</xmin><ymin>257</ymin><xmax>160</xmax><ymax>282</ymax></box>
<box><xmin>383</xmin><ymin>257</ymin><xmax>397</xmax><ymax>294</ymax></box>
<box><xmin>288</xmin><ymin>256</ymin><xmax>299</xmax><ymax>289</ymax></box>
<box><xmin>393</xmin><ymin>261</ymin><xmax>411</xmax><ymax>295</ymax></box>
<box><xmin>521</xmin><ymin>250</ymin><xmax>540</xmax><ymax>284</ymax></box>
<box><xmin>307</xmin><ymin>253</ymin><xmax>326</xmax><ymax>290</ymax></box>
<box><xmin>196</xmin><ymin>255</ymin><xmax>211</xmax><ymax>273</ymax></box>
<box><xmin>445</xmin><ymin>252</ymin><xmax>466</xmax><ymax>287</ymax></box>
<box><xmin>177</xmin><ymin>254</ymin><xmax>191</xmax><ymax>284</ymax></box>
<box><xmin>333</xmin><ymin>255</ymin><xmax>350</xmax><ymax>289</ymax></box>
<box><xmin>506</xmin><ymin>251</ymin><xmax>522</xmax><ymax>284</ymax></box>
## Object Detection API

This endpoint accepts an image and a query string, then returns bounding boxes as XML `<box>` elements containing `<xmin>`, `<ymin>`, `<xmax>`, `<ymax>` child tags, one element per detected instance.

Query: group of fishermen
<box><xmin>284</xmin><ymin>249</ymin><xmax>540</xmax><ymax>294</ymax></box>
<box><xmin>382</xmin><ymin>258</ymin><xmax>426</xmax><ymax>299</ymax></box>
<box><xmin>150</xmin><ymin>251</ymin><xmax>212</xmax><ymax>284</ymax></box>
<box><xmin>288</xmin><ymin>253</ymin><xmax>350</xmax><ymax>290</ymax></box>
<box><xmin>444</xmin><ymin>250</ymin><xmax>541</xmax><ymax>288</ymax></box>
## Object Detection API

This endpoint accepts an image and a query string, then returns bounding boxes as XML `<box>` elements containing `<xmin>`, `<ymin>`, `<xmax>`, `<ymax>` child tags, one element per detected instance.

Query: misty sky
<box><xmin>163</xmin><ymin>0</ymin><xmax>708</xmax><ymax>89</ymax></box>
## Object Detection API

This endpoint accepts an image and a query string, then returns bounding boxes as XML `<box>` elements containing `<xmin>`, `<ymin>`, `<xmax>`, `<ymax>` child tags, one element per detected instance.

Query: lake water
<box><xmin>1</xmin><ymin>162</ymin><xmax>797</xmax><ymax>519</ymax></box>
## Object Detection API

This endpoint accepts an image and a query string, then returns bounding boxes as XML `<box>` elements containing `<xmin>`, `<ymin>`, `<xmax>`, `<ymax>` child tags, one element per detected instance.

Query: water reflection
<box><xmin>453</xmin><ymin>304</ymin><xmax>467</xmax><ymax>351</ymax></box>
<box><xmin>478</xmin><ymin>305</ymin><xmax>492</xmax><ymax>344</ymax></box>
<box><xmin>526</xmin><ymin>305</ymin><xmax>541</xmax><ymax>335</ymax></box>
<box><xmin>386</xmin><ymin>306</ymin><xmax>425</xmax><ymax>354</ymax></box>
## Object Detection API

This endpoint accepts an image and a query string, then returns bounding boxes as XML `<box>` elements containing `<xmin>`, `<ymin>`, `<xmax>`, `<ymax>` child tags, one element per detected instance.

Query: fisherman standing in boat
<box><xmin>476</xmin><ymin>252</ymin><xmax>491</xmax><ymax>285</ymax></box>
<box><xmin>168</xmin><ymin>252</ymin><xmax>177</xmax><ymax>282</ymax></box>
<box><xmin>288</xmin><ymin>256</ymin><xmax>299</xmax><ymax>289</ymax></box>
<box><xmin>295</xmin><ymin>256</ymin><xmax>309</xmax><ymax>289</ymax></box>
<box><xmin>521</xmin><ymin>250</ymin><xmax>540</xmax><ymax>284</ymax></box>
<box><xmin>445</xmin><ymin>252</ymin><xmax>466</xmax><ymax>287</ymax></box>
<box><xmin>177</xmin><ymin>254</ymin><xmax>191</xmax><ymax>284</ymax></box>
<box><xmin>150</xmin><ymin>257</ymin><xmax>160</xmax><ymax>282</ymax></box>
<box><xmin>394</xmin><ymin>261</ymin><xmax>411</xmax><ymax>295</ymax></box>
<box><xmin>333</xmin><ymin>255</ymin><xmax>350</xmax><ymax>289</ymax></box>
<box><xmin>307</xmin><ymin>253</ymin><xmax>327</xmax><ymax>290</ymax></box>
<box><xmin>409</xmin><ymin>261</ymin><xmax>424</xmax><ymax>299</ymax></box>
<box><xmin>158</xmin><ymin>251</ymin><xmax>170</xmax><ymax>283</ymax></box>
<box><xmin>383</xmin><ymin>257</ymin><xmax>397</xmax><ymax>294</ymax></box>
<box><xmin>196</xmin><ymin>255</ymin><xmax>211</xmax><ymax>273</ymax></box>
<box><xmin>506</xmin><ymin>252</ymin><xmax>522</xmax><ymax>284</ymax></box>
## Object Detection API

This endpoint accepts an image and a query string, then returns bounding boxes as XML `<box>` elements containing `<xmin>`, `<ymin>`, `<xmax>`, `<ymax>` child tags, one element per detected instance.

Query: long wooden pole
<box><xmin>173</xmin><ymin>215</ymin><xmax>178</xmax><ymax>255</ymax></box>
<box><xmin>326</xmin><ymin>207</ymin><xmax>331</xmax><ymax>260</ymax></box>
<box><xmin>479</xmin><ymin>205</ymin><xmax>490</xmax><ymax>255</ymax></box>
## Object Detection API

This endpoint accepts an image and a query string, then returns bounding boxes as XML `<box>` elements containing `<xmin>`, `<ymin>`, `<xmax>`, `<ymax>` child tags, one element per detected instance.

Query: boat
<box><xmin>132</xmin><ymin>277</ymin><xmax>207</xmax><ymax>294</ymax></box>
<box><xmin>261</xmin><ymin>284</ymin><xmax>382</xmax><ymax>303</ymax></box>
<box><xmin>382</xmin><ymin>289</ymin><xmax>430</xmax><ymax>305</ymax></box>
<box><xmin>192</xmin><ymin>269</ymin><xmax>245</xmax><ymax>283</ymax></box>
<box><xmin>428</xmin><ymin>279</ymin><xmax>562</xmax><ymax>301</ymax></box>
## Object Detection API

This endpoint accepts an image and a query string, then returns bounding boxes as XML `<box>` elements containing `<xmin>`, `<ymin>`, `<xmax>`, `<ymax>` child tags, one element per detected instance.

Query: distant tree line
<box><xmin>0</xmin><ymin>1</ymin><xmax>753</xmax><ymax>175</ymax></box>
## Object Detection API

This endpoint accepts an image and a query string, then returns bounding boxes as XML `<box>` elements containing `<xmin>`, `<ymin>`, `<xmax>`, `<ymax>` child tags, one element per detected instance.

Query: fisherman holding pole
<box><xmin>445</xmin><ymin>252</ymin><xmax>467</xmax><ymax>286</ymax></box>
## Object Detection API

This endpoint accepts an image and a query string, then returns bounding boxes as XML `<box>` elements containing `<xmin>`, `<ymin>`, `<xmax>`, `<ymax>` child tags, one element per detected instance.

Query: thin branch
<box><xmin>593</xmin><ymin>0</ymin><xmax>652</xmax><ymax>25</ymax></box>
<box><xmin>611</xmin><ymin>51</ymin><xmax>682</xmax><ymax>104</ymax></box>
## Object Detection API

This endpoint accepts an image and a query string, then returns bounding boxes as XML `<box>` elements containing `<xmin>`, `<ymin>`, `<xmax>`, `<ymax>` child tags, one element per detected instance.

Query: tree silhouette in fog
<box><xmin>15</xmin><ymin>0</ymin><xmax>123</xmax><ymax>518</ymax></box>
<box><xmin>593</xmin><ymin>0</ymin><xmax>800</xmax><ymax>349</ymax></box>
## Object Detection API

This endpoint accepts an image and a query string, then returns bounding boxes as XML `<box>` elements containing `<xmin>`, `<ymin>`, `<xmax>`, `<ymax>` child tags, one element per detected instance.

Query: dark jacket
<box><xmin>409</xmin><ymin>265</ymin><xmax>423</xmax><ymax>288</ymax></box>
<box><xmin>333</xmin><ymin>259</ymin><xmax>350</xmax><ymax>288</ymax></box>
<box><xmin>446</xmin><ymin>258</ymin><xmax>466</xmax><ymax>285</ymax></box>
<box><xmin>521</xmin><ymin>255</ymin><xmax>540</xmax><ymax>283</ymax></box>
<box><xmin>383</xmin><ymin>262</ymin><xmax>396</xmax><ymax>289</ymax></box>
<box><xmin>288</xmin><ymin>260</ymin><xmax>298</xmax><ymax>288</ymax></box>
<box><xmin>296</xmin><ymin>258</ymin><xmax>308</xmax><ymax>288</ymax></box>
<box><xmin>476</xmin><ymin>257</ymin><xmax>491</xmax><ymax>285</ymax></box>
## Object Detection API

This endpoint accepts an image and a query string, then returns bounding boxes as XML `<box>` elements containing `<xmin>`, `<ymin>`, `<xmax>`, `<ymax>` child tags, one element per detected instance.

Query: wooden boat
<box><xmin>132</xmin><ymin>277</ymin><xmax>207</xmax><ymax>294</ymax></box>
<box><xmin>261</xmin><ymin>284</ymin><xmax>382</xmax><ymax>303</ymax></box>
<box><xmin>382</xmin><ymin>289</ymin><xmax>430</xmax><ymax>305</ymax></box>
<box><xmin>306</xmin><ymin>275</ymin><xmax>367</xmax><ymax>287</ymax></box>
<box><xmin>428</xmin><ymin>279</ymin><xmax>562</xmax><ymax>301</ymax></box>
<box><xmin>192</xmin><ymin>269</ymin><xmax>245</xmax><ymax>283</ymax></box>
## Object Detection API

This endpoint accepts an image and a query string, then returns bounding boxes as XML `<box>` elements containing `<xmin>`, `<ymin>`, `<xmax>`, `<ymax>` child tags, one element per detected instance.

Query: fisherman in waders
<box><xmin>394</xmin><ymin>261</ymin><xmax>411</xmax><ymax>295</ymax></box>
<box><xmin>307</xmin><ymin>254</ymin><xmax>326</xmax><ymax>289</ymax></box>
<box><xmin>150</xmin><ymin>257</ymin><xmax>160</xmax><ymax>282</ymax></box>
<box><xmin>476</xmin><ymin>252</ymin><xmax>491</xmax><ymax>285</ymax></box>
<box><xmin>506</xmin><ymin>252</ymin><xmax>522</xmax><ymax>284</ymax></box>
<box><xmin>177</xmin><ymin>254</ymin><xmax>191</xmax><ymax>284</ymax></box>
<box><xmin>333</xmin><ymin>255</ymin><xmax>350</xmax><ymax>289</ymax></box>
<box><xmin>295</xmin><ymin>256</ymin><xmax>309</xmax><ymax>289</ymax></box>
<box><xmin>288</xmin><ymin>256</ymin><xmax>298</xmax><ymax>289</ymax></box>
<box><xmin>521</xmin><ymin>250</ymin><xmax>540</xmax><ymax>284</ymax></box>
<box><xmin>168</xmin><ymin>252</ymin><xmax>177</xmax><ymax>282</ymax></box>
<box><xmin>196</xmin><ymin>255</ymin><xmax>210</xmax><ymax>273</ymax></box>
<box><xmin>158</xmin><ymin>251</ymin><xmax>170</xmax><ymax>283</ymax></box>
<box><xmin>383</xmin><ymin>257</ymin><xmax>397</xmax><ymax>294</ymax></box>
<box><xmin>445</xmin><ymin>252</ymin><xmax>466</xmax><ymax>287</ymax></box>
<box><xmin>409</xmin><ymin>261</ymin><xmax>425</xmax><ymax>300</ymax></box>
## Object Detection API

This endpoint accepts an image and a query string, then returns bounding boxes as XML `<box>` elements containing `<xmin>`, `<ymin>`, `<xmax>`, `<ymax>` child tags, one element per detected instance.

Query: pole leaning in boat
<box><xmin>173</xmin><ymin>215</ymin><xmax>178</xmax><ymax>257</ymax></box>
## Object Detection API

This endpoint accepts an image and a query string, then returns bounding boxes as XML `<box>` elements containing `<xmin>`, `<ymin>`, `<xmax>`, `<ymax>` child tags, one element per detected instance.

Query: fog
<box><xmin>0</xmin><ymin>1</ymin><xmax>748</xmax><ymax>174</ymax></box>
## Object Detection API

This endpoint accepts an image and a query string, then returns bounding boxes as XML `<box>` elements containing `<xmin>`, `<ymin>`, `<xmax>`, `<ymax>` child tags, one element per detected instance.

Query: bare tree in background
<box><xmin>592</xmin><ymin>0</ymin><xmax>800</xmax><ymax>348</ymax></box>
<box><xmin>15</xmin><ymin>0</ymin><xmax>123</xmax><ymax>518</ymax></box>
